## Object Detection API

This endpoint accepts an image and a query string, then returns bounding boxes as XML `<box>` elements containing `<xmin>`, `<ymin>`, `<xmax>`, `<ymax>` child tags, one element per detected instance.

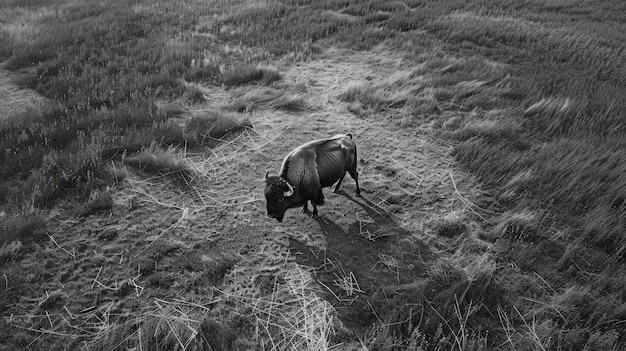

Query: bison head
<box><xmin>264</xmin><ymin>172</ymin><xmax>294</xmax><ymax>223</ymax></box>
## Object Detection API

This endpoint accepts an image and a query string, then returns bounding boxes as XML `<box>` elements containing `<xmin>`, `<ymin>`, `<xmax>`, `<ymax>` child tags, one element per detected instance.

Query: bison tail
<box><xmin>346</xmin><ymin>133</ymin><xmax>353</xmax><ymax>139</ymax></box>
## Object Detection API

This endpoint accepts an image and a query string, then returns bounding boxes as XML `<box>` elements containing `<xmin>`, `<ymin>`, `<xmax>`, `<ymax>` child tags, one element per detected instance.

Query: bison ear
<box><xmin>265</xmin><ymin>171</ymin><xmax>269</xmax><ymax>179</ymax></box>
<box><xmin>283</xmin><ymin>181</ymin><xmax>294</xmax><ymax>197</ymax></box>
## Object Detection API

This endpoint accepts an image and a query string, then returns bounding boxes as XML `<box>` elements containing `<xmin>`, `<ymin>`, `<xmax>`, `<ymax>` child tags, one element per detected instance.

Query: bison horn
<box><xmin>283</xmin><ymin>181</ymin><xmax>294</xmax><ymax>197</ymax></box>
<box><xmin>265</xmin><ymin>171</ymin><xmax>269</xmax><ymax>179</ymax></box>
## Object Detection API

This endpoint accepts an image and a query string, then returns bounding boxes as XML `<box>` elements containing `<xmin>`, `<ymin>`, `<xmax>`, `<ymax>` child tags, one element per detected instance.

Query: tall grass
<box><xmin>359</xmin><ymin>257</ymin><xmax>504</xmax><ymax>350</ymax></box>
<box><xmin>0</xmin><ymin>0</ymin><xmax>238</xmax><ymax>208</ymax></box>
<box><xmin>401</xmin><ymin>1</ymin><xmax>626</xmax><ymax>348</ymax></box>
<box><xmin>436</xmin><ymin>8</ymin><xmax>626</xmax><ymax>256</ymax></box>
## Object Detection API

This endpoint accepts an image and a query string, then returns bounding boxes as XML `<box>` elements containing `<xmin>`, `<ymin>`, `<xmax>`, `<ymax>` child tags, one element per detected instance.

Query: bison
<box><xmin>264</xmin><ymin>133</ymin><xmax>361</xmax><ymax>222</ymax></box>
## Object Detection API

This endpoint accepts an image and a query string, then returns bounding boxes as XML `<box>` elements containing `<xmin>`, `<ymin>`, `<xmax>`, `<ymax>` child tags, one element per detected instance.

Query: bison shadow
<box><xmin>287</xmin><ymin>190</ymin><xmax>433</xmax><ymax>329</ymax></box>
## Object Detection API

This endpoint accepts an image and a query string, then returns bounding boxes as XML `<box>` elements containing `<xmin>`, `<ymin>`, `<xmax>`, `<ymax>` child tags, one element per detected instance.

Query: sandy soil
<box><xmin>2</xmin><ymin>44</ymin><xmax>493</xmax><ymax>348</ymax></box>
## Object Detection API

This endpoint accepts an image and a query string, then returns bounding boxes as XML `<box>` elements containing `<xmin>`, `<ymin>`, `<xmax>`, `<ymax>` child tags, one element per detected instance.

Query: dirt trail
<box><xmin>3</xmin><ymin>45</ymin><xmax>491</xmax><ymax>347</ymax></box>
<box><xmin>203</xmin><ymin>45</ymin><xmax>490</xmax><ymax>328</ymax></box>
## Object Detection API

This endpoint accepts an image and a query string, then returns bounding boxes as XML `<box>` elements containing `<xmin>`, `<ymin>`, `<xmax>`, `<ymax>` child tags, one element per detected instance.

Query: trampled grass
<box><xmin>124</xmin><ymin>143</ymin><xmax>194</xmax><ymax>184</ymax></box>
<box><xmin>245</xmin><ymin>266</ymin><xmax>337</xmax><ymax>351</ymax></box>
<box><xmin>88</xmin><ymin>297</ymin><xmax>235</xmax><ymax>351</ymax></box>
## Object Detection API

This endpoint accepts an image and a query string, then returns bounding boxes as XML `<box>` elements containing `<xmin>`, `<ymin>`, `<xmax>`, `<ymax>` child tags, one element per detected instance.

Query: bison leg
<box><xmin>303</xmin><ymin>201</ymin><xmax>318</xmax><ymax>217</ymax></box>
<box><xmin>333</xmin><ymin>172</ymin><xmax>346</xmax><ymax>193</ymax></box>
<box><xmin>308</xmin><ymin>189</ymin><xmax>324</xmax><ymax>217</ymax></box>
<box><xmin>349</xmin><ymin>169</ymin><xmax>361</xmax><ymax>197</ymax></box>
<box><xmin>348</xmin><ymin>145</ymin><xmax>361</xmax><ymax>197</ymax></box>
<box><xmin>313</xmin><ymin>189</ymin><xmax>325</xmax><ymax>205</ymax></box>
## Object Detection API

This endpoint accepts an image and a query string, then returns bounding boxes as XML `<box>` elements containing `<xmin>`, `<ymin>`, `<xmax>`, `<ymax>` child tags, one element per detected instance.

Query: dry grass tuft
<box><xmin>224</xmin><ymin>65</ymin><xmax>282</xmax><ymax>87</ymax></box>
<box><xmin>483</xmin><ymin>209</ymin><xmax>541</xmax><ymax>242</ymax></box>
<box><xmin>124</xmin><ymin>143</ymin><xmax>194</xmax><ymax>185</ymax></box>
<box><xmin>324</xmin><ymin>258</ymin><xmax>364</xmax><ymax>302</ymax></box>
<box><xmin>435</xmin><ymin>220</ymin><xmax>467</xmax><ymax>238</ymax></box>
<box><xmin>524</xmin><ymin>97</ymin><xmax>572</xmax><ymax>117</ymax></box>
<box><xmin>76</xmin><ymin>190</ymin><xmax>114</xmax><ymax>217</ymax></box>
<box><xmin>185</xmin><ymin>110</ymin><xmax>253</xmax><ymax>143</ymax></box>
<box><xmin>88</xmin><ymin>297</ymin><xmax>231</xmax><ymax>351</ymax></box>
<box><xmin>0</xmin><ymin>213</ymin><xmax>46</xmax><ymax>249</ymax></box>
<box><xmin>234</xmin><ymin>265</ymin><xmax>337</xmax><ymax>351</ymax></box>
<box><xmin>228</xmin><ymin>88</ymin><xmax>315</xmax><ymax>113</ymax></box>
<box><xmin>338</xmin><ymin>83</ymin><xmax>395</xmax><ymax>112</ymax></box>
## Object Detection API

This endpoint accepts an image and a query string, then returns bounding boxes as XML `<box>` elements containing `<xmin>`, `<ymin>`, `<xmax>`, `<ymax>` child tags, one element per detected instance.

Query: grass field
<box><xmin>1</xmin><ymin>0</ymin><xmax>625</xmax><ymax>350</ymax></box>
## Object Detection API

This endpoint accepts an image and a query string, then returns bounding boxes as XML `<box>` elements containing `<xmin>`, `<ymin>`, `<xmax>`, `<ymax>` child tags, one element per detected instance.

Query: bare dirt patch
<box><xmin>2</xmin><ymin>45</ymin><xmax>493</xmax><ymax>349</ymax></box>
<box><xmin>231</xmin><ymin>45</ymin><xmax>492</xmax><ymax>333</ymax></box>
